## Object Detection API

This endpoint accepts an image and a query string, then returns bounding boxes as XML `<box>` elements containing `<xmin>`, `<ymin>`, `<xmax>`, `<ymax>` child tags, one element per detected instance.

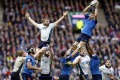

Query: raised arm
<box><xmin>86</xmin><ymin>43</ymin><xmax>94</xmax><ymax>55</ymax></box>
<box><xmin>54</xmin><ymin>11</ymin><xmax>68</xmax><ymax>26</ymax></box>
<box><xmin>83</xmin><ymin>5</ymin><xmax>91</xmax><ymax>15</ymax></box>
<box><xmin>50</xmin><ymin>45</ymin><xmax>54</xmax><ymax>61</ymax></box>
<box><xmin>25</xmin><ymin>12</ymin><xmax>40</xmax><ymax>28</ymax></box>
<box><xmin>94</xmin><ymin>1</ymin><xmax>99</xmax><ymax>20</ymax></box>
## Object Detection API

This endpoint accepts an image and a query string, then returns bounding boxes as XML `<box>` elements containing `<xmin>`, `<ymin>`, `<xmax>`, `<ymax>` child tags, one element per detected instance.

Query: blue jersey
<box><xmin>90</xmin><ymin>54</ymin><xmax>101</xmax><ymax>75</ymax></box>
<box><xmin>59</xmin><ymin>52</ymin><xmax>79</xmax><ymax>75</ymax></box>
<box><xmin>81</xmin><ymin>14</ymin><xmax>97</xmax><ymax>37</ymax></box>
<box><xmin>22</xmin><ymin>55</ymin><xmax>36</xmax><ymax>76</ymax></box>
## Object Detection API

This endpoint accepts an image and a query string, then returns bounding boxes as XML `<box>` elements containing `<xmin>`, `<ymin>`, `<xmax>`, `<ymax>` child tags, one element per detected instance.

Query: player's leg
<box><xmin>72</xmin><ymin>41</ymin><xmax>86</xmax><ymax>56</ymax></box>
<box><xmin>82</xmin><ymin>44</ymin><xmax>89</xmax><ymax>54</ymax></box>
<box><xmin>34</xmin><ymin>47</ymin><xmax>47</xmax><ymax>59</ymax></box>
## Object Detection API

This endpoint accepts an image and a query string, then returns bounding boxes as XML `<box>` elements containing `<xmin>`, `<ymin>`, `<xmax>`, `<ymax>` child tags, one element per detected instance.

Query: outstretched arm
<box><xmin>25</xmin><ymin>12</ymin><xmax>40</xmax><ymax>28</ymax></box>
<box><xmin>72</xmin><ymin>56</ymin><xmax>81</xmax><ymax>66</ymax></box>
<box><xmin>94</xmin><ymin>1</ymin><xmax>99</xmax><ymax>20</ymax></box>
<box><xmin>54</xmin><ymin>11</ymin><xmax>68</xmax><ymax>26</ymax></box>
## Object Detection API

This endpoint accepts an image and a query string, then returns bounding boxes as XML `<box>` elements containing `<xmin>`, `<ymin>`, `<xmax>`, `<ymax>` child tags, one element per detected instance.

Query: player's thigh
<box><xmin>37</xmin><ymin>47</ymin><xmax>47</xmax><ymax>53</ymax></box>
<box><xmin>77</xmin><ymin>41</ymin><xmax>86</xmax><ymax>49</ymax></box>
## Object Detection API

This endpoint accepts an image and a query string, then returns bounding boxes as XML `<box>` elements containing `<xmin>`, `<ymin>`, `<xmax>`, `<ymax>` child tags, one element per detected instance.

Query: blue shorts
<box><xmin>39</xmin><ymin>74</ymin><xmax>52</xmax><ymax>80</ymax></box>
<box><xmin>92</xmin><ymin>74</ymin><xmax>102</xmax><ymax>80</ymax></box>
<box><xmin>38</xmin><ymin>41</ymin><xmax>50</xmax><ymax>49</ymax></box>
<box><xmin>76</xmin><ymin>33</ymin><xmax>91</xmax><ymax>43</ymax></box>
<box><xmin>22</xmin><ymin>73</ymin><xmax>32</xmax><ymax>80</ymax></box>
<box><xmin>11</xmin><ymin>72</ymin><xmax>20</xmax><ymax>80</ymax></box>
<box><xmin>59</xmin><ymin>74</ymin><xmax>69</xmax><ymax>80</ymax></box>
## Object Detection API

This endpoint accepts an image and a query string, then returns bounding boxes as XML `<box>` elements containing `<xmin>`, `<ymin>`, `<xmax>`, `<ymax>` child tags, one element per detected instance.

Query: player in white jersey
<box><xmin>37</xmin><ymin>45</ymin><xmax>54</xmax><ymax>80</ymax></box>
<box><xmin>99</xmin><ymin>60</ymin><xmax>114</xmax><ymax>80</ymax></box>
<box><xmin>11</xmin><ymin>50</ymin><xmax>26</xmax><ymax>80</ymax></box>
<box><xmin>25</xmin><ymin>11</ymin><xmax>68</xmax><ymax>59</ymax></box>
<box><xmin>70</xmin><ymin>47</ymin><xmax>91</xmax><ymax>80</ymax></box>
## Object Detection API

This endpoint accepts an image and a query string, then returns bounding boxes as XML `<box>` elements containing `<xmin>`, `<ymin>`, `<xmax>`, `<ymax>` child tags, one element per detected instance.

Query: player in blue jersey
<box><xmin>71</xmin><ymin>1</ymin><xmax>99</xmax><ymax>57</ymax></box>
<box><xmin>22</xmin><ymin>47</ymin><xmax>41</xmax><ymax>80</ymax></box>
<box><xmin>59</xmin><ymin>47</ymin><xmax>79</xmax><ymax>80</ymax></box>
<box><xmin>86</xmin><ymin>43</ymin><xmax>102</xmax><ymax>80</ymax></box>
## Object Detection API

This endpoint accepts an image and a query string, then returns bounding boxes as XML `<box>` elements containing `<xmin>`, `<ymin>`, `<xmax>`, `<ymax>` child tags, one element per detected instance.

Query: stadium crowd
<box><xmin>0</xmin><ymin>0</ymin><xmax>120</xmax><ymax>80</ymax></box>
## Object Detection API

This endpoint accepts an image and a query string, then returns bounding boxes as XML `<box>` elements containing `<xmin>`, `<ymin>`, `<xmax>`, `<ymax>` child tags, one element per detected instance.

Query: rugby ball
<box><xmin>90</xmin><ymin>0</ymin><xmax>98</xmax><ymax>6</ymax></box>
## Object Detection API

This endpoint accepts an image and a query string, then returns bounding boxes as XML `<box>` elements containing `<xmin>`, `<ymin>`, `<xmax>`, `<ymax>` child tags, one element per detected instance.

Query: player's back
<box><xmin>60</xmin><ymin>58</ymin><xmax>72</xmax><ymax>75</ymax></box>
<box><xmin>13</xmin><ymin>56</ymin><xmax>25</xmax><ymax>73</ymax></box>
<box><xmin>90</xmin><ymin>54</ymin><xmax>101</xmax><ymax>75</ymax></box>
<box><xmin>22</xmin><ymin>55</ymin><xmax>36</xmax><ymax>76</ymax></box>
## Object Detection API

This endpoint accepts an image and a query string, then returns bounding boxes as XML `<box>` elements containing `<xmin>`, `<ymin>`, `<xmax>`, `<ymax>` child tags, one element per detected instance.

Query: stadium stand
<box><xmin>0</xmin><ymin>0</ymin><xmax>119</xmax><ymax>80</ymax></box>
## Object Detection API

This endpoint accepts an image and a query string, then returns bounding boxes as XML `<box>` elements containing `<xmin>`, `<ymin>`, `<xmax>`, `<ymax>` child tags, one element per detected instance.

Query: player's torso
<box><xmin>40</xmin><ymin>55</ymin><xmax>51</xmax><ymax>74</ymax></box>
<box><xmin>82</xmin><ymin>19</ymin><xmax>97</xmax><ymax>36</ymax></box>
<box><xmin>79</xmin><ymin>55</ymin><xmax>90</xmax><ymax>74</ymax></box>
<box><xmin>13</xmin><ymin>57</ymin><xmax>24</xmax><ymax>72</ymax></box>
<box><xmin>22</xmin><ymin>55</ymin><xmax>36</xmax><ymax>74</ymax></box>
<box><xmin>60</xmin><ymin>58</ymin><xmax>72</xmax><ymax>75</ymax></box>
<box><xmin>90</xmin><ymin>55</ymin><xmax>101</xmax><ymax>74</ymax></box>
<box><xmin>101</xmin><ymin>65</ymin><xmax>113</xmax><ymax>80</ymax></box>
<box><xmin>40</xmin><ymin>24</ymin><xmax>53</xmax><ymax>41</ymax></box>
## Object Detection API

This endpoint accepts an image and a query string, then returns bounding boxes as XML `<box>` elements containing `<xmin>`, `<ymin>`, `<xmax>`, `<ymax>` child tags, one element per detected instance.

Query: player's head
<box><xmin>45</xmin><ymin>51</ymin><xmax>50</xmax><ymax>57</ymax></box>
<box><xmin>61</xmin><ymin>50</ymin><xmax>66</xmax><ymax>57</ymax></box>
<box><xmin>16</xmin><ymin>50</ymin><xmax>24</xmax><ymax>57</ymax></box>
<box><xmin>105</xmin><ymin>60</ymin><xmax>112</xmax><ymax>68</ymax></box>
<box><xmin>27</xmin><ymin>47</ymin><xmax>35</xmax><ymax>55</ymax></box>
<box><xmin>80</xmin><ymin>47</ymin><xmax>86</xmax><ymax>56</ymax></box>
<box><xmin>42</xmin><ymin>18</ymin><xmax>50</xmax><ymax>26</ymax></box>
<box><xmin>89</xmin><ymin>12</ymin><xmax>95</xmax><ymax>19</ymax></box>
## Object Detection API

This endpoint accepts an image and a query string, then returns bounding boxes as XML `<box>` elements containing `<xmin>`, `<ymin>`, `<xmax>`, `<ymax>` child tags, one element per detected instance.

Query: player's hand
<box><xmin>95</xmin><ymin>1</ymin><xmax>99</xmax><ymax>8</ymax></box>
<box><xmin>63</xmin><ymin>11</ymin><xmax>68</xmax><ymax>17</ymax></box>
<box><xmin>25</xmin><ymin>12</ymin><xmax>30</xmax><ymax>19</ymax></box>
<box><xmin>66</xmin><ymin>61</ymin><xmax>73</xmax><ymax>65</ymax></box>
<box><xmin>38</xmin><ymin>67</ymin><xmax>42</xmax><ymax>71</ymax></box>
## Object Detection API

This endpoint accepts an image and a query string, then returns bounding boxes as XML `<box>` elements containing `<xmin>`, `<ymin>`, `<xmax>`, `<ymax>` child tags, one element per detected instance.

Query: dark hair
<box><xmin>27</xmin><ymin>47</ymin><xmax>34</xmax><ymax>54</ymax></box>
<box><xmin>61</xmin><ymin>50</ymin><xmax>66</xmax><ymax>57</ymax></box>
<box><xmin>16</xmin><ymin>50</ymin><xmax>24</xmax><ymax>57</ymax></box>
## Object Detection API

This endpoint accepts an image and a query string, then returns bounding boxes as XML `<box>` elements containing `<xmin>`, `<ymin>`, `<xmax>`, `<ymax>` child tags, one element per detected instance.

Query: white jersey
<box><xmin>40</xmin><ymin>55</ymin><xmax>51</xmax><ymax>74</ymax></box>
<box><xmin>35</xmin><ymin>23</ymin><xmax>56</xmax><ymax>41</ymax></box>
<box><xmin>13</xmin><ymin>57</ymin><xmax>25</xmax><ymax>73</ymax></box>
<box><xmin>99</xmin><ymin>65</ymin><xmax>114</xmax><ymax>80</ymax></box>
<box><xmin>74</xmin><ymin>55</ymin><xmax>90</xmax><ymax>75</ymax></box>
